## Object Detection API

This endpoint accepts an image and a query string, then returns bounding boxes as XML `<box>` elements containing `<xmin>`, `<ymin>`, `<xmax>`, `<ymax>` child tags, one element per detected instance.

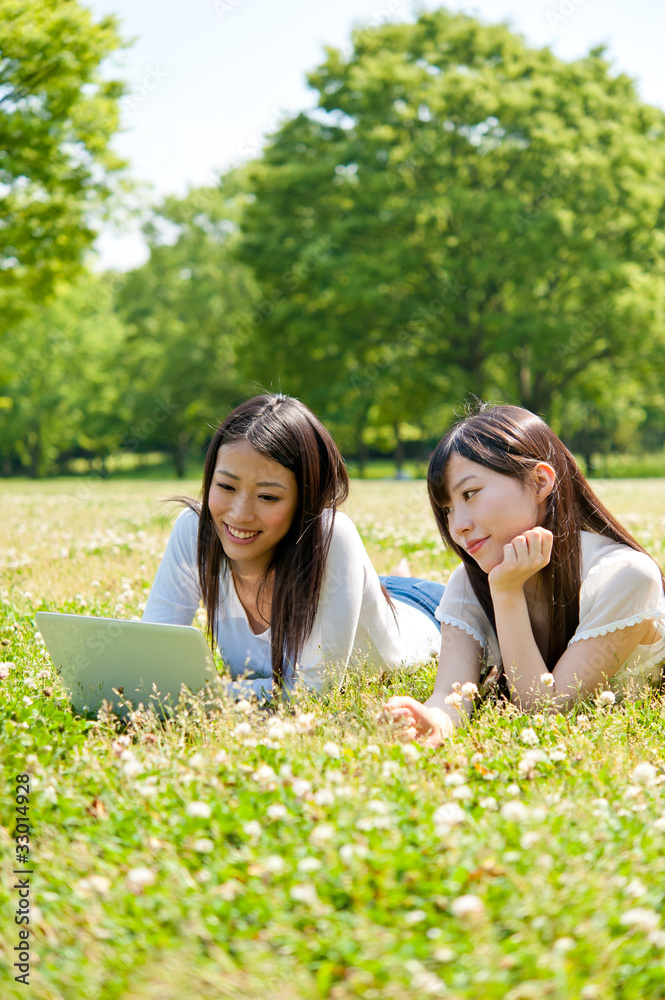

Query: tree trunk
<box><xmin>394</xmin><ymin>422</ymin><xmax>405</xmax><ymax>476</ymax></box>
<box><xmin>28</xmin><ymin>441</ymin><xmax>41</xmax><ymax>478</ymax></box>
<box><xmin>356</xmin><ymin>435</ymin><xmax>368</xmax><ymax>478</ymax></box>
<box><xmin>174</xmin><ymin>432</ymin><xmax>189</xmax><ymax>478</ymax></box>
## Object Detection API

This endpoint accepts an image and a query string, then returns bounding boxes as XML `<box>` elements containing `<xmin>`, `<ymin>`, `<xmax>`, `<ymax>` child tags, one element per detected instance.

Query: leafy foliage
<box><xmin>0</xmin><ymin>0</ymin><xmax>126</xmax><ymax>329</ymax></box>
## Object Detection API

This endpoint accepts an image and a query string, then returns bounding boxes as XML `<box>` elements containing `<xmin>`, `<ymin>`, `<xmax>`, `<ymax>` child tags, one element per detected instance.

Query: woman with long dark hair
<box><xmin>143</xmin><ymin>393</ymin><xmax>441</xmax><ymax>697</ymax></box>
<box><xmin>386</xmin><ymin>404</ymin><xmax>665</xmax><ymax>745</ymax></box>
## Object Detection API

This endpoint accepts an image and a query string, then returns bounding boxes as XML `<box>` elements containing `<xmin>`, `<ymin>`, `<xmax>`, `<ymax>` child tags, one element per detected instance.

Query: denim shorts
<box><xmin>379</xmin><ymin>576</ymin><xmax>445</xmax><ymax>629</ymax></box>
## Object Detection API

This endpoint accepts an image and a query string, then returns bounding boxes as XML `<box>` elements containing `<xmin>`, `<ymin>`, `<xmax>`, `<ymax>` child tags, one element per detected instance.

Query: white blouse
<box><xmin>143</xmin><ymin>508</ymin><xmax>440</xmax><ymax>697</ymax></box>
<box><xmin>435</xmin><ymin>531</ymin><xmax>665</xmax><ymax>695</ymax></box>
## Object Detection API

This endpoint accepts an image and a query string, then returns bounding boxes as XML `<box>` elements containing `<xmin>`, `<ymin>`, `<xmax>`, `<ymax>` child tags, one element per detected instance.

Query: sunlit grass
<box><xmin>0</xmin><ymin>477</ymin><xmax>664</xmax><ymax>999</ymax></box>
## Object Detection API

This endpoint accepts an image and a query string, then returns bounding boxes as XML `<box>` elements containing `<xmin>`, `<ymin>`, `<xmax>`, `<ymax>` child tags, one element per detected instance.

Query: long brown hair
<box><xmin>181</xmin><ymin>394</ymin><xmax>349</xmax><ymax>685</ymax></box>
<box><xmin>428</xmin><ymin>404</ymin><xmax>664</xmax><ymax>670</ymax></box>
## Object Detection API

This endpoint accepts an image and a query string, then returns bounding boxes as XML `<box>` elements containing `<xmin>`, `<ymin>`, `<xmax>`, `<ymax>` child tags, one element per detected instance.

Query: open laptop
<box><xmin>36</xmin><ymin>612</ymin><xmax>222</xmax><ymax>718</ymax></box>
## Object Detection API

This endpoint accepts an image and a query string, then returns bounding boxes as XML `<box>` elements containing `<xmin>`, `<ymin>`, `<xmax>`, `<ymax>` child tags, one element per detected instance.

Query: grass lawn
<box><xmin>0</xmin><ymin>477</ymin><xmax>664</xmax><ymax>999</ymax></box>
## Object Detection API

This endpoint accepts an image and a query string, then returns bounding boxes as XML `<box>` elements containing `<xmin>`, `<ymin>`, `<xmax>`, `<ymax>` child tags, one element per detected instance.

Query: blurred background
<box><xmin>2</xmin><ymin>0</ymin><xmax>664</xmax><ymax>480</ymax></box>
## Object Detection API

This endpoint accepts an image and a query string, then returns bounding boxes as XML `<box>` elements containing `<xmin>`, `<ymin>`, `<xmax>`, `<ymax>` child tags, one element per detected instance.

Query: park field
<box><xmin>1</xmin><ymin>478</ymin><xmax>665</xmax><ymax>999</ymax></box>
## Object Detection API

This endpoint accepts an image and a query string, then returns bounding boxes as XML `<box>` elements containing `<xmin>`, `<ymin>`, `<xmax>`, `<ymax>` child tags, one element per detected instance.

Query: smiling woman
<box><xmin>142</xmin><ymin>394</ymin><xmax>441</xmax><ymax>698</ymax></box>
<box><xmin>386</xmin><ymin>404</ymin><xmax>665</xmax><ymax>745</ymax></box>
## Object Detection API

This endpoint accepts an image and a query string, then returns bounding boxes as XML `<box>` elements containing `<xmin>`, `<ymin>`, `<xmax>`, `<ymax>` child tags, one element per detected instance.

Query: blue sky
<box><xmin>85</xmin><ymin>0</ymin><xmax>665</xmax><ymax>269</ymax></box>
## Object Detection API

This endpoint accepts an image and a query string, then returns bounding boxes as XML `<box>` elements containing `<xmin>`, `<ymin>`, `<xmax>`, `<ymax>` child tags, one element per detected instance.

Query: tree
<box><xmin>0</xmin><ymin>0</ymin><xmax>126</xmax><ymax>333</ymax></box>
<box><xmin>0</xmin><ymin>273</ymin><xmax>128</xmax><ymax>476</ymax></box>
<box><xmin>238</xmin><ymin>9</ymin><xmax>665</xmax><ymax>451</ymax></box>
<box><xmin>114</xmin><ymin>176</ymin><xmax>258</xmax><ymax>476</ymax></box>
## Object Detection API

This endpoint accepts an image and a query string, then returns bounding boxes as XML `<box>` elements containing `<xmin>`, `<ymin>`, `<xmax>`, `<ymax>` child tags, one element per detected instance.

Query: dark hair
<box><xmin>428</xmin><ymin>403</ymin><xmax>664</xmax><ymax>670</ymax></box>
<box><xmin>182</xmin><ymin>394</ymin><xmax>349</xmax><ymax>685</ymax></box>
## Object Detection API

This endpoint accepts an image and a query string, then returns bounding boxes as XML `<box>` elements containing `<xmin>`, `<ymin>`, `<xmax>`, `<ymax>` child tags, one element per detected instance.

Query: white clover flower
<box><xmin>432</xmin><ymin>802</ymin><xmax>466</xmax><ymax>828</ymax></box>
<box><xmin>444</xmin><ymin>692</ymin><xmax>463</xmax><ymax>709</ymax></box>
<box><xmin>309</xmin><ymin>823</ymin><xmax>336</xmax><ymax>846</ymax></box>
<box><xmin>518</xmin><ymin>749</ymin><xmax>551</xmax><ymax>778</ymax></box>
<box><xmin>42</xmin><ymin>784</ymin><xmax>58</xmax><ymax>803</ymax></box>
<box><xmin>444</xmin><ymin>771</ymin><xmax>466</xmax><ymax>787</ymax></box>
<box><xmin>367</xmin><ymin>799</ymin><xmax>390</xmax><ymax>815</ymax></box>
<box><xmin>506</xmin><ymin>783</ymin><xmax>521</xmax><ymax>797</ymax></box>
<box><xmin>186</xmin><ymin>801</ymin><xmax>211</xmax><ymax>819</ymax></box>
<box><xmin>291</xmin><ymin>779</ymin><xmax>312</xmax><ymax>799</ymax></box>
<box><xmin>323</xmin><ymin>741</ymin><xmax>341</xmax><ymax>759</ymax></box>
<box><xmin>266</xmin><ymin>802</ymin><xmax>287</xmax><ymax>821</ymax></box>
<box><xmin>520</xmin><ymin>831</ymin><xmax>540</xmax><ymax>850</ymax></box>
<box><xmin>402</xmin><ymin>744</ymin><xmax>421</xmax><ymax>763</ymax></box>
<box><xmin>243</xmin><ymin>820</ymin><xmax>262</xmax><ymax>840</ymax></box>
<box><xmin>126</xmin><ymin>868</ymin><xmax>156</xmax><ymax>891</ymax></box>
<box><xmin>290</xmin><ymin>884</ymin><xmax>319</xmax><ymax>906</ymax></box>
<box><xmin>339</xmin><ymin>843</ymin><xmax>367</xmax><ymax>864</ymax></box>
<box><xmin>76</xmin><ymin>875</ymin><xmax>111</xmax><ymax>895</ymax></box>
<box><xmin>553</xmin><ymin>937</ymin><xmax>575</xmax><ymax>953</ymax></box>
<box><xmin>451</xmin><ymin>784</ymin><xmax>473</xmax><ymax>801</ymax></box>
<box><xmin>235</xmin><ymin>699</ymin><xmax>254</xmax><ymax>715</ymax></box>
<box><xmin>297</xmin><ymin>856</ymin><xmax>322</xmax><ymax>873</ymax></box>
<box><xmin>550</xmin><ymin>744</ymin><xmax>568</xmax><ymax>762</ymax></box>
<box><xmin>598</xmin><ymin>690</ymin><xmax>616</xmax><ymax>707</ymax></box>
<box><xmin>404</xmin><ymin>909</ymin><xmax>428</xmax><ymax>926</ymax></box>
<box><xmin>313</xmin><ymin>788</ymin><xmax>335</xmax><ymax>807</ymax></box>
<box><xmin>263</xmin><ymin>855</ymin><xmax>286</xmax><ymax>874</ymax></box>
<box><xmin>214</xmin><ymin>749</ymin><xmax>228</xmax><ymax>765</ymax></box>
<box><xmin>630</xmin><ymin>762</ymin><xmax>658</xmax><ymax>787</ymax></box>
<box><xmin>479</xmin><ymin>796</ymin><xmax>499</xmax><ymax>811</ymax></box>
<box><xmin>233</xmin><ymin>721</ymin><xmax>252</xmax><ymax>738</ymax></box>
<box><xmin>460</xmin><ymin>682</ymin><xmax>478</xmax><ymax>698</ymax></box>
<box><xmin>188</xmin><ymin>752</ymin><xmax>205</xmax><ymax>770</ymax></box>
<box><xmin>218</xmin><ymin>879</ymin><xmax>243</xmax><ymax>900</ymax></box>
<box><xmin>193</xmin><ymin>838</ymin><xmax>214</xmax><ymax>853</ymax></box>
<box><xmin>539</xmin><ymin>672</ymin><xmax>554</xmax><ymax>687</ymax></box>
<box><xmin>364</xmin><ymin>743</ymin><xmax>381</xmax><ymax>756</ymax></box>
<box><xmin>648</xmin><ymin>929</ymin><xmax>665</xmax><ymax>949</ymax></box>
<box><xmin>266</xmin><ymin>720</ymin><xmax>286</xmax><ymax>741</ymax></box>
<box><xmin>382</xmin><ymin>760</ymin><xmax>401</xmax><ymax>777</ymax></box>
<box><xmin>620</xmin><ymin>908</ymin><xmax>660</xmax><ymax>933</ymax></box>
<box><xmin>625</xmin><ymin>878</ymin><xmax>647</xmax><ymax>899</ymax></box>
<box><xmin>500</xmin><ymin>800</ymin><xmax>529</xmax><ymax>822</ymax></box>
<box><xmin>0</xmin><ymin>661</ymin><xmax>15</xmax><ymax>679</ymax></box>
<box><xmin>294</xmin><ymin>712</ymin><xmax>317</xmax><ymax>733</ymax></box>
<box><xmin>450</xmin><ymin>894</ymin><xmax>485</xmax><ymax>923</ymax></box>
<box><xmin>405</xmin><ymin>961</ymin><xmax>447</xmax><ymax>996</ymax></box>
<box><xmin>122</xmin><ymin>757</ymin><xmax>143</xmax><ymax>779</ymax></box>
<box><xmin>652</xmin><ymin>816</ymin><xmax>665</xmax><ymax>833</ymax></box>
<box><xmin>252</xmin><ymin>764</ymin><xmax>277</xmax><ymax>785</ymax></box>
<box><xmin>520</xmin><ymin>727</ymin><xmax>539</xmax><ymax>747</ymax></box>
<box><xmin>576</xmin><ymin>714</ymin><xmax>591</xmax><ymax>731</ymax></box>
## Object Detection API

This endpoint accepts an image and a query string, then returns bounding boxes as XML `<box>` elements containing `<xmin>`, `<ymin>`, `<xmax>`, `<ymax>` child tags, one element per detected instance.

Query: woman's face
<box><xmin>442</xmin><ymin>453</ymin><xmax>545</xmax><ymax>574</ymax></box>
<box><xmin>208</xmin><ymin>440</ymin><xmax>299</xmax><ymax>574</ymax></box>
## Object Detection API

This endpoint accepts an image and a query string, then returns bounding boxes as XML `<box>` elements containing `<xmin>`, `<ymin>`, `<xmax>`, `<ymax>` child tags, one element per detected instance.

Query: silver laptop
<box><xmin>36</xmin><ymin>612</ymin><xmax>222</xmax><ymax>718</ymax></box>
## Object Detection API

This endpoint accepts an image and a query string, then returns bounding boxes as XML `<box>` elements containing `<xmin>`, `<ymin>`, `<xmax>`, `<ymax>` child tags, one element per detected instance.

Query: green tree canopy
<box><xmin>114</xmin><ymin>176</ymin><xmax>258</xmax><ymax>476</ymax></box>
<box><xmin>0</xmin><ymin>273</ymin><xmax>127</xmax><ymax>476</ymax></box>
<box><xmin>238</xmin><ymin>8</ymin><xmax>665</xmax><ymax>447</ymax></box>
<box><xmin>0</xmin><ymin>0</ymin><xmax>126</xmax><ymax>330</ymax></box>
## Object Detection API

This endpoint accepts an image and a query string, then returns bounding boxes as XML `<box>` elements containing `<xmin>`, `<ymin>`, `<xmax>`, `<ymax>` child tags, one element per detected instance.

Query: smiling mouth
<box><xmin>466</xmin><ymin>537</ymin><xmax>488</xmax><ymax>556</ymax></box>
<box><xmin>224</xmin><ymin>523</ymin><xmax>261</xmax><ymax>541</ymax></box>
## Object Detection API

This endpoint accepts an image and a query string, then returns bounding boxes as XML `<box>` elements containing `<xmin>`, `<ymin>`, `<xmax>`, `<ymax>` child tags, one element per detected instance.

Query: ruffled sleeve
<box><xmin>571</xmin><ymin>536</ymin><xmax>665</xmax><ymax>644</ymax></box>
<box><xmin>434</xmin><ymin>563</ymin><xmax>501</xmax><ymax>666</ymax></box>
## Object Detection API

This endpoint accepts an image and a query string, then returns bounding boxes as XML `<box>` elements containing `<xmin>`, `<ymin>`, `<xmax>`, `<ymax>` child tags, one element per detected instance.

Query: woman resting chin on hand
<box><xmin>386</xmin><ymin>404</ymin><xmax>665</xmax><ymax>746</ymax></box>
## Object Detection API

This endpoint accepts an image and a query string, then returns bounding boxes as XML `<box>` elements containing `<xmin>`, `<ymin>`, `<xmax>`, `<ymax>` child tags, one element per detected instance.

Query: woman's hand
<box><xmin>383</xmin><ymin>696</ymin><xmax>453</xmax><ymax>747</ymax></box>
<box><xmin>488</xmin><ymin>527</ymin><xmax>553</xmax><ymax>593</ymax></box>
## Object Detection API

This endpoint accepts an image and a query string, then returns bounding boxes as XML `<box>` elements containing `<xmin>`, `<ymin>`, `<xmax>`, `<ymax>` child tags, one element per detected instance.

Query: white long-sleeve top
<box><xmin>143</xmin><ymin>507</ymin><xmax>440</xmax><ymax>697</ymax></box>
